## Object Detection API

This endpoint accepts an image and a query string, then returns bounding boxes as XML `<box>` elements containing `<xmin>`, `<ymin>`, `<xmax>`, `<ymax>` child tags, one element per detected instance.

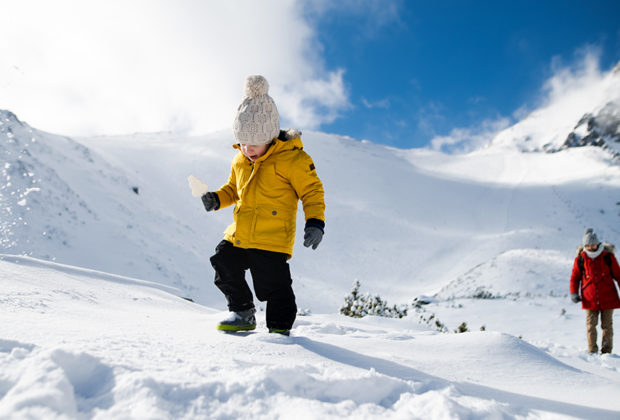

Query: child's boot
<box><xmin>269</xmin><ymin>328</ymin><xmax>290</xmax><ymax>336</ymax></box>
<box><xmin>217</xmin><ymin>308</ymin><xmax>256</xmax><ymax>332</ymax></box>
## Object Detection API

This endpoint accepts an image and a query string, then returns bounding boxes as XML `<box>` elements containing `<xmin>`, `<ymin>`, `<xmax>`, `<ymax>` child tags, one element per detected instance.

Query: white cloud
<box><xmin>542</xmin><ymin>47</ymin><xmax>609</xmax><ymax>111</ymax></box>
<box><xmin>0</xmin><ymin>0</ymin><xmax>349</xmax><ymax>136</ymax></box>
<box><xmin>305</xmin><ymin>0</ymin><xmax>403</xmax><ymax>32</ymax></box>
<box><xmin>502</xmin><ymin>47</ymin><xmax>609</xmax><ymax>129</ymax></box>
<box><xmin>430</xmin><ymin>117</ymin><xmax>512</xmax><ymax>153</ymax></box>
<box><xmin>361</xmin><ymin>97</ymin><xmax>391</xmax><ymax>109</ymax></box>
<box><xmin>430</xmin><ymin>46</ymin><xmax>617</xmax><ymax>154</ymax></box>
<box><xmin>276</xmin><ymin>69</ymin><xmax>349</xmax><ymax>128</ymax></box>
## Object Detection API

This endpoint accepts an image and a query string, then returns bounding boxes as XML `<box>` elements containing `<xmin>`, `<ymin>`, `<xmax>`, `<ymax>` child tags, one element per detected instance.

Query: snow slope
<box><xmin>1</xmin><ymin>130</ymin><xmax>620</xmax><ymax>419</ymax></box>
<box><xmin>0</xmin><ymin>111</ymin><xmax>209</xmax><ymax>299</ymax></box>
<box><xmin>2</xmin><ymin>62</ymin><xmax>620</xmax><ymax>418</ymax></box>
<box><xmin>2</xmin><ymin>255</ymin><xmax>620</xmax><ymax>419</ymax></box>
<box><xmin>76</xmin><ymin>125</ymin><xmax>620</xmax><ymax>314</ymax></box>
<box><xmin>2</xmin><ymin>106</ymin><xmax>619</xmax><ymax>311</ymax></box>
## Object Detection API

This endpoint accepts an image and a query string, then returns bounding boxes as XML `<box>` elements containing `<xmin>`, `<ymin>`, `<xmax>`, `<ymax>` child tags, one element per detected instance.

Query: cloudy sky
<box><xmin>1</xmin><ymin>0</ymin><xmax>619</xmax><ymax>149</ymax></box>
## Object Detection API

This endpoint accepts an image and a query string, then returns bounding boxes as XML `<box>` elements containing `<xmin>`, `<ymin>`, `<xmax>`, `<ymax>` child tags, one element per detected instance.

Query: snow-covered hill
<box><xmin>2</xmin><ymin>255</ymin><xmax>620</xmax><ymax>419</ymax></box>
<box><xmin>2</xmin><ymin>62</ymin><xmax>620</xmax><ymax>418</ymax></box>
<box><xmin>0</xmin><ymin>110</ymin><xmax>210</xmax><ymax>299</ymax></box>
<box><xmin>2</xmin><ymin>106</ymin><xmax>619</xmax><ymax>312</ymax></box>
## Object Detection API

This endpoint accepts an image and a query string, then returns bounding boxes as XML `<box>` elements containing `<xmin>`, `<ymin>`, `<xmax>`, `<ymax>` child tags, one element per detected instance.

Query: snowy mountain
<box><xmin>0</xmin><ymin>110</ymin><xmax>213</xmax><ymax>299</ymax></box>
<box><xmin>2</xmin><ymin>62</ymin><xmax>620</xmax><ymax>418</ymax></box>
<box><xmin>491</xmin><ymin>61</ymin><xmax>620</xmax><ymax>158</ymax></box>
<box><xmin>3</xmin><ymin>106</ymin><xmax>619</xmax><ymax>311</ymax></box>
<box><xmin>563</xmin><ymin>98</ymin><xmax>620</xmax><ymax>157</ymax></box>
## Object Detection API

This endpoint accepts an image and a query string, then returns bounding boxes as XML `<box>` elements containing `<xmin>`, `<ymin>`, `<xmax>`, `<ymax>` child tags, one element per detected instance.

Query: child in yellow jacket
<box><xmin>201</xmin><ymin>75</ymin><xmax>325</xmax><ymax>335</ymax></box>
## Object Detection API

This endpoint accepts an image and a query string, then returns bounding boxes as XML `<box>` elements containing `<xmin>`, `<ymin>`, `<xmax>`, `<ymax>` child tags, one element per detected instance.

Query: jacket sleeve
<box><xmin>611</xmin><ymin>253</ymin><xmax>620</xmax><ymax>285</ymax></box>
<box><xmin>214</xmin><ymin>164</ymin><xmax>239</xmax><ymax>210</ymax></box>
<box><xmin>569</xmin><ymin>256</ymin><xmax>582</xmax><ymax>294</ymax></box>
<box><xmin>288</xmin><ymin>151</ymin><xmax>325</xmax><ymax>223</ymax></box>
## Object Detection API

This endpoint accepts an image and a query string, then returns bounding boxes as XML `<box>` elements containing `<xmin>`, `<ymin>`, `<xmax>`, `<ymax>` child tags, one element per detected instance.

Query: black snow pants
<box><xmin>210</xmin><ymin>240</ymin><xmax>297</xmax><ymax>330</ymax></box>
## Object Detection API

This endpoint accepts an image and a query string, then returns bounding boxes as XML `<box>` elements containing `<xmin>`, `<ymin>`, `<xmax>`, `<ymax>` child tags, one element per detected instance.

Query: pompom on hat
<box><xmin>233</xmin><ymin>75</ymin><xmax>280</xmax><ymax>145</ymax></box>
<box><xmin>582</xmin><ymin>228</ymin><xmax>600</xmax><ymax>246</ymax></box>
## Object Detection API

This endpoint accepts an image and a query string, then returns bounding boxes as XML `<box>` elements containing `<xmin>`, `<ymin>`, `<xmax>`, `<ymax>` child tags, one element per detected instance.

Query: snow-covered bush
<box><xmin>454</xmin><ymin>322</ymin><xmax>469</xmax><ymax>333</ymax></box>
<box><xmin>340</xmin><ymin>280</ymin><xmax>408</xmax><ymax>318</ymax></box>
<box><xmin>340</xmin><ymin>282</ymin><xmax>473</xmax><ymax>334</ymax></box>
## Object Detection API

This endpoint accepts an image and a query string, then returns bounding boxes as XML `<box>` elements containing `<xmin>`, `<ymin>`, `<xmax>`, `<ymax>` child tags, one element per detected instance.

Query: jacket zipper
<box><xmin>593</xmin><ymin>258</ymin><xmax>601</xmax><ymax>308</ymax></box>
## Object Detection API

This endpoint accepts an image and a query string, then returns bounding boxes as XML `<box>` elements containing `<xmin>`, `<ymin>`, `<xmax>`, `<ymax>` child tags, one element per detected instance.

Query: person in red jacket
<box><xmin>570</xmin><ymin>228</ymin><xmax>620</xmax><ymax>354</ymax></box>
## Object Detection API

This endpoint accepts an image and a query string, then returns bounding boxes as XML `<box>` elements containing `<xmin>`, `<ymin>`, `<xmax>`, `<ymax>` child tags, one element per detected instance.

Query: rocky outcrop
<box><xmin>561</xmin><ymin>100</ymin><xmax>620</xmax><ymax>158</ymax></box>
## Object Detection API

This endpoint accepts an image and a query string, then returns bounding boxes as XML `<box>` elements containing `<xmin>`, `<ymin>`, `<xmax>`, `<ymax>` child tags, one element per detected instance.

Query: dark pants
<box><xmin>210</xmin><ymin>240</ymin><xmax>297</xmax><ymax>330</ymax></box>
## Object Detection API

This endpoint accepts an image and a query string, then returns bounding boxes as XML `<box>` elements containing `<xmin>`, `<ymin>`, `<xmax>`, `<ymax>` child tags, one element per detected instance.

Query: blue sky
<box><xmin>315</xmin><ymin>1</ymin><xmax>620</xmax><ymax>148</ymax></box>
<box><xmin>1</xmin><ymin>1</ymin><xmax>619</xmax><ymax>150</ymax></box>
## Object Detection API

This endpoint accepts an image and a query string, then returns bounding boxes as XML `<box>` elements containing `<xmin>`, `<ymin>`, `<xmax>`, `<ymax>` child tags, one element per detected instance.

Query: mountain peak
<box><xmin>562</xmin><ymin>100</ymin><xmax>620</xmax><ymax>158</ymax></box>
<box><xmin>489</xmin><ymin>62</ymin><xmax>620</xmax><ymax>160</ymax></box>
<box><xmin>0</xmin><ymin>109</ymin><xmax>26</xmax><ymax>130</ymax></box>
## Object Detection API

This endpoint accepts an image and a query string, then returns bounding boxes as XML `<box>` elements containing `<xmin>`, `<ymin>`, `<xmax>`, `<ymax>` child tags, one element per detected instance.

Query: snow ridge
<box><xmin>2</xmin><ymin>256</ymin><xmax>620</xmax><ymax>419</ymax></box>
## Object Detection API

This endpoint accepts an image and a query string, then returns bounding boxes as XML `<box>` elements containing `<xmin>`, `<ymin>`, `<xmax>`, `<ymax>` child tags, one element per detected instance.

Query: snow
<box><xmin>1</xmin><ymin>64</ymin><xmax>620</xmax><ymax>418</ymax></box>
<box><xmin>2</xmin><ymin>255</ymin><xmax>620</xmax><ymax>419</ymax></box>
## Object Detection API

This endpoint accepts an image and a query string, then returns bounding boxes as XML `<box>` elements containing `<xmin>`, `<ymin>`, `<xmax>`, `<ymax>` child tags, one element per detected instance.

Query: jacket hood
<box><xmin>576</xmin><ymin>242</ymin><xmax>616</xmax><ymax>257</ymax></box>
<box><xmin>277</xmin><ymin>128</ymin><xmax>302</xmax><ymax>141</ymax></box>
<box><xmin>233</xmin><ymin>128</ymin><xmax>302</xmax><ymax>147</ymax></box>
<box><xmin>233</xmin><ymin>129</ymin><xmax>303</xmax><ymax>161</ymax></box>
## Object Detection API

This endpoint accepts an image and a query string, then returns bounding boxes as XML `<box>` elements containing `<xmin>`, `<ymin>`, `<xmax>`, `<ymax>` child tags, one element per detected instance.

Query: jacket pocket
<box><xmin>251</xmin><ymin>207</ymin><xmax>293</xmax><ymax>246</ymax></box>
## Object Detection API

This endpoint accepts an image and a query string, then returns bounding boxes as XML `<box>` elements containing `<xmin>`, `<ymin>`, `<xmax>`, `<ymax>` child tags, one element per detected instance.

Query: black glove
<box><xmin>303</xmin><ymin>225</ymin><xmax>324</xmax><ymax>250</ymax></box>
<box><xmin>201</xmin><ymin>192</ymin><xmax>220</xmax><ymax>212</ymax></box>
<box><xmin>571</xmin><ymin>292</ymin><xmax>581</xmax><ymax>303</ymax></box>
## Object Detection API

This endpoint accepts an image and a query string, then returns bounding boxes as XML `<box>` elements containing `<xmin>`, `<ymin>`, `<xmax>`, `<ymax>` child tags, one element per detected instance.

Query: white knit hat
<box><xmin>582</xmin><ymin>228</ymin><xmax>600</xmax><ymax>246</ymax></box>
<box><xmin>233</xmin><ymin>75</ymin><xmax>280</xmax><ymax>145</ymax></box>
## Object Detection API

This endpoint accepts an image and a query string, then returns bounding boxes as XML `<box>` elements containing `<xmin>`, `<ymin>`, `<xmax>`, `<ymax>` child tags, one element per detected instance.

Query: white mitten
<box><xmin>188</xmin><ymin>175</ymin><xmax>209</xmax><ymax>198</ymax></box>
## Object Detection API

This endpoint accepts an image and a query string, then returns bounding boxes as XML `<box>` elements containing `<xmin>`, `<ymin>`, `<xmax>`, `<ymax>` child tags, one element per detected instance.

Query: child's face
<box><xmin>240</xmin><ymin>143</ymin><xmax>269</xmax><ymax>161</ymax></box>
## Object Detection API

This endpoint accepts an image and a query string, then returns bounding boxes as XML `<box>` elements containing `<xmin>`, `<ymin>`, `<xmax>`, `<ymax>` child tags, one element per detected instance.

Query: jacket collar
<box><xmin>233</xmin><ymin>130</ymin><xmax>303</xmax><ymax>163</ymax></box>
<box><xmin>584</xmin><ymin>246</ymin><xmax>604</xmax><ymax>260</ymax></box>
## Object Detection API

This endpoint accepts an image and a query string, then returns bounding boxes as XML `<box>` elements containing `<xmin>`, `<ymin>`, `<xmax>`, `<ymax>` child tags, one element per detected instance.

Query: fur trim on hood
<box><xmin>576</xmin><ymin>242</ymin><xmax>616</xmax><ymax>255</ymax></box>
<box><xmin>278</xmin><ymin>129</ymin><xmax>302</xmax><ymax>141</ymax></box>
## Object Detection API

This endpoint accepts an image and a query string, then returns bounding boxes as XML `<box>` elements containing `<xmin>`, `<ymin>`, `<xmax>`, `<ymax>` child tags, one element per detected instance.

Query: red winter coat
<box><xmin>570</xmin><ymin>250</ymin><xmax>620</xmax><ymax>310</ymax></box>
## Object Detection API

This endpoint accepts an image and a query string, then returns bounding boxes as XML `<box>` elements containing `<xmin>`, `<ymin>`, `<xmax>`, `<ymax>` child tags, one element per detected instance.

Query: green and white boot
<box><xmin>217</xmin><ymin>309</ymin><xmax>256</xmax><ymax>332</ymax></box>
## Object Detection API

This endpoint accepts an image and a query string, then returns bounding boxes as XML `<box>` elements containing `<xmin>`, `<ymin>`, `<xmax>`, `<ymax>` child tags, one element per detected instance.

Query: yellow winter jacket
<box><xmin>215</xmin><ymin>130</ymin><xmax>325</xmax><ymax>257</ymax></box>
